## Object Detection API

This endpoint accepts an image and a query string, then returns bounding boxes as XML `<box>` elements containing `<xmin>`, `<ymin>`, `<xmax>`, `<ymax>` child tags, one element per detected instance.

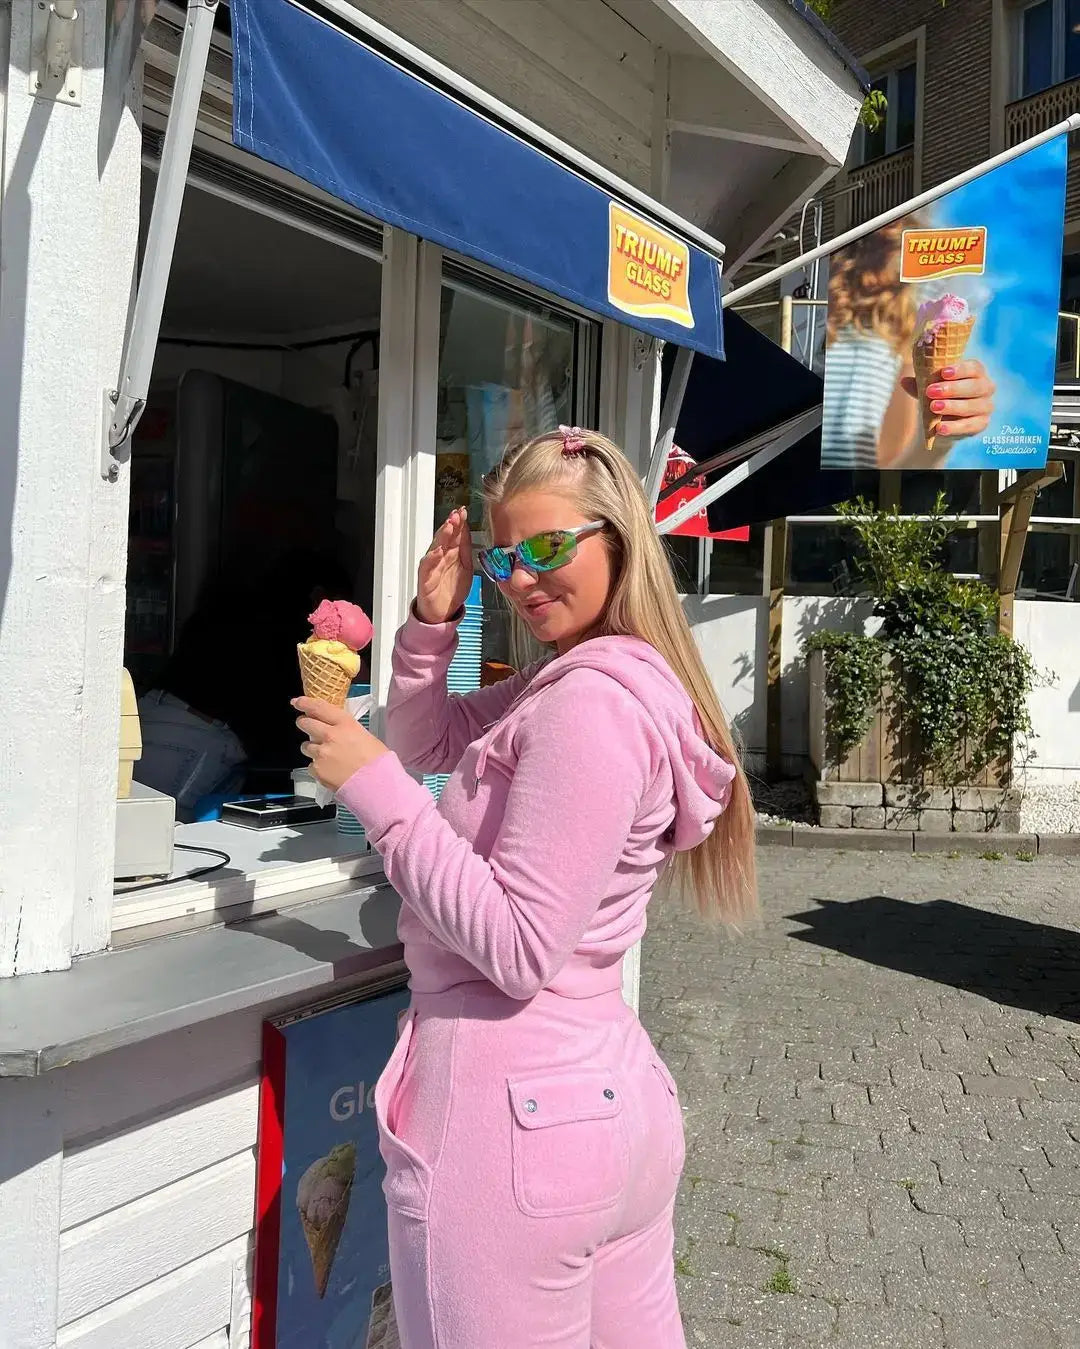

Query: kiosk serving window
<box><xmin>112</xmin><ymin>170</ymin><xmax>598</xmax><ymax>937</ymax></box>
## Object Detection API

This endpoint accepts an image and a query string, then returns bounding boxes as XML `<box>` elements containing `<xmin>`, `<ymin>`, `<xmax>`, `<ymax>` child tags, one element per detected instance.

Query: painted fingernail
<box><xmin>941</xmin><ymin>367</ymin><xmax>956</xmax><ymax>379</ymax></box>
<box><xmin>931</xmin><ymin>400</ymin><xmax>946</xmax><ymax>413</ymax></box>
<box><xmin>927</xmin><ymin>384</ymin><xmax>943</xmax><ymax>397</ymax></box>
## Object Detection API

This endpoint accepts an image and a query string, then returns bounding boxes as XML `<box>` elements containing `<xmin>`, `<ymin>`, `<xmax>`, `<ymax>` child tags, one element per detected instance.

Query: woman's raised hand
<box><xmin>415</xmin><ymin>507</ymin><xmax>474</xmax><ymax>625</ymax></box>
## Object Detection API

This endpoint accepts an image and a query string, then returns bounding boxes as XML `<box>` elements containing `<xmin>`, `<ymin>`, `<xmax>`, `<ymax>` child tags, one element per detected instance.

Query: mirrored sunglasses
<box><xmin>477</xmin><ymin>521</ymin><xmax>606</xmax><ymax>584</ymax></box>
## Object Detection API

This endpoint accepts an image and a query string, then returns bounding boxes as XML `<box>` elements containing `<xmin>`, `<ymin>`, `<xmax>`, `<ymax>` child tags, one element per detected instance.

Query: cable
<box><xmin>114</xmin><ymin>842</ymin><xmax>232</xmax><ymax>895</ymax></box>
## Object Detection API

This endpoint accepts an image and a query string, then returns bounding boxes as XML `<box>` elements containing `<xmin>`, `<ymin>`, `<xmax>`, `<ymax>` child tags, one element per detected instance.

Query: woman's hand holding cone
<box><xmin>902</xmin><ymin>358</ymin><xmax>996</xmax><ymax>441</ymax></box>
<box><xmin>416</xmin><ymin>506</ymin><xmax>474</xmax><ymax>624</ymax></box>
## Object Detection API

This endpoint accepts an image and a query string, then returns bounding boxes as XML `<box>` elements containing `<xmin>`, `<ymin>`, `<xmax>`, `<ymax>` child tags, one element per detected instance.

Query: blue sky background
<box><xmin>928</xmin><ymin>135</ymin><xmax>1066</xmax><ymax>469</ymax></box>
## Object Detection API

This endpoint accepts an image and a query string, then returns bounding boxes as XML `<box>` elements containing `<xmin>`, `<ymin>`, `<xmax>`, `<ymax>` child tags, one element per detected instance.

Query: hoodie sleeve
<box><xmin>384</xmin><ymin>611</ymin><xmax>535</xmax><ymax>774</ymax></box>
<box><xmin>338</xmin><ymin>669</ymin><xmax>662</xmax><ymax>1000</ymax></box>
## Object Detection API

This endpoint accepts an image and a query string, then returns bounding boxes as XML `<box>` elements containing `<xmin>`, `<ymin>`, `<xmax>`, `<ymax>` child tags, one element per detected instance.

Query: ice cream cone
<box><xmin>300</xmin><ymin>1192</ymin><xmax>351</xmax><ymax>1298</ymax></box>
<box><xmin>912</xmin><ymin>316</ymin><xmax>976</xmax><ymax>452</ymax></box>
<box><xmin>297</xmin><ymin>643</ymin><xmax>353</xmax><ymax>707</ymax></box>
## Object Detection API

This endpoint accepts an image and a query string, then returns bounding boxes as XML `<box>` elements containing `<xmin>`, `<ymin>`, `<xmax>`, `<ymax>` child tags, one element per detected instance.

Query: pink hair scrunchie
<box><xmin>558</xmin><ymin>425</ymin><xmax>589</xmax><ymax>457</ymax></box>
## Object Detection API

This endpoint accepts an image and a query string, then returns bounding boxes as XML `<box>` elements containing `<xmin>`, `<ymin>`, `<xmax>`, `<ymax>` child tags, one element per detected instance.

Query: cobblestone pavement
<box><xmin>641</xmin><ymin>848</ymin><xmax>1080</xmax><ymax>1349</ymax></box>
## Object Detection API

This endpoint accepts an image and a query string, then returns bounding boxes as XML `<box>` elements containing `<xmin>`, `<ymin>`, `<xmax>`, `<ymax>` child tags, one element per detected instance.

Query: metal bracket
<box><xmin>30</xmin><ymin>1</ymin><xmax>83</xmax><ymax>106</ymax></box>
<box><xmin>101</xmin><ymin>389</ymin><xmax>143</xmax><ymax>483</ymax></box>
<box><xmin>632</xmin><ymin>334</ymin><xmax>659</xmax><ymax>373</ymax></box>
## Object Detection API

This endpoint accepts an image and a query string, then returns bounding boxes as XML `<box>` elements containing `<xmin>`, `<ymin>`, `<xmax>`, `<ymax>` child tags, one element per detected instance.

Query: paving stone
<box><xmin>833</xmin><ymin>1303</ymin><xmax>945</xmax><ymax>1348</ymax></box>
<box><xmin>938</xmin><ymin>1309</ymin><xmax>1068</xmax><ymax>1349</ymax></box>
<box><xmin>960</xmin><ymin>1071</ymin><xmax>1040</xmax><ymax>1099</ymax></box>
<box><xmin>641</xmin><ymin>847</ymin><xmax>1080</xmax><ymax>1348</ymax></box>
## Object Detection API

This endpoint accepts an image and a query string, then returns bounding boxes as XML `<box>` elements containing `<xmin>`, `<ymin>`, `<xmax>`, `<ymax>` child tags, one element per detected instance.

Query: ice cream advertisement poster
<box><xmin>821</xmin><ymin>135</ymin><xmax>1068</xmax><ymax>471</ymax></box>
<box><xmin>254</xmin><ymin>983</ymin><xmax>410</xmax><ymax>1349</ymax></box>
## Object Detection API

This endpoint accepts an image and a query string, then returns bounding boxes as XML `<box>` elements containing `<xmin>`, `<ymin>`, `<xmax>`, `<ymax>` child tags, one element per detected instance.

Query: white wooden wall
<box><xmin>351</xmin><ymin>0</ymin><xmax>656</xmax><ymax>189</ymax></box>
<box><xmin>1</xmin><ymin>1011</ymin><xmax>267</xmax><ymax>1349</ymax></box>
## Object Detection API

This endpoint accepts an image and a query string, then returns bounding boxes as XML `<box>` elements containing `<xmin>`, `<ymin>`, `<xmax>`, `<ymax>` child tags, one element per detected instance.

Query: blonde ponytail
<box><xmin>483</xmin><ymin>431</ymin><xmax>757</xmax><ymax>922</ymax></box>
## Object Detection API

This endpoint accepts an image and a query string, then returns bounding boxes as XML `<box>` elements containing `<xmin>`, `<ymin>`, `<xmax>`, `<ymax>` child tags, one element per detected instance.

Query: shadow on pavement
<box><xmin>789</xmin><ymin>895</ymin><xmax>1080</xmax><ymax>1023</ymax></box>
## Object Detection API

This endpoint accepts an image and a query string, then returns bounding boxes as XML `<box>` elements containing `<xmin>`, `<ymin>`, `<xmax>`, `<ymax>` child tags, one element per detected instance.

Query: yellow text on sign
<box><xmin>608</xmin><ymin>203</ymin><xmax>694</xmax><ymax>329</ymax></box>
<box><xmin>900</xmin><ymin>227</ymin><xmax>987</xmax><ymax>282</ymax></box>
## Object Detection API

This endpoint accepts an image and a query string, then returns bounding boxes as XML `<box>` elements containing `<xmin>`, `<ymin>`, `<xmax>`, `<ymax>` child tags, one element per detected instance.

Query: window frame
<box><xmin>858</xmin><ymin>61</ymin><xmax>919</xmax><ymax>164</ymax></box>
<box><xmin>1013</xmin><ymin>0</ymin><xmax>1080</xmax><ymax>98</ymax></box>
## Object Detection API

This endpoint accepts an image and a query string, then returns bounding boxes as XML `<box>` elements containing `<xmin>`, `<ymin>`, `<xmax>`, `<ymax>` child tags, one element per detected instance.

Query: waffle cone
<box><xmin>912</xmin><ymin>317</ymin><xmax>976</xmax><ymax>452</ymax></box>
<box><xmin>300</xmin><ymin>1193</ymin><xmax>351</xmax><ymax>1299</ymax></box>
<box><xmin>297</xmin><ymin>644</ymin><xmax>353</xmax><ymax>707</ymax></box>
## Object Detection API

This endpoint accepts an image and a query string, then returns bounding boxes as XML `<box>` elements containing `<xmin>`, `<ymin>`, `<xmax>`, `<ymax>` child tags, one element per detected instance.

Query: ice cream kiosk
<box><xmin>0</xmin><ymin>2</ymin><xmax>871</xmax><ymax>1347</ymax></box>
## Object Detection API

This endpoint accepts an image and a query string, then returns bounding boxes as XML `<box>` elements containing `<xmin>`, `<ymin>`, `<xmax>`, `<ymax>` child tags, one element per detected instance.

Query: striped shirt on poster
<box><xmin>821</xmin><ymin>328</ymin><xmax>903</xmax><ymax>469</ymax></box>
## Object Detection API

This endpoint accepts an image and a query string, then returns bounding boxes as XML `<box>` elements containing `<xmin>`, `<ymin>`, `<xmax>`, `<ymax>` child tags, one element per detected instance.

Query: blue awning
<box><xmin>667</xmin><ymin>312</ymin><xmax>870</xmax><ymax>527</ymax></box>
<box><xmin>230</xmin><ymin>0</ymin><xmax>726</xmax><ymax>360</ymax></box>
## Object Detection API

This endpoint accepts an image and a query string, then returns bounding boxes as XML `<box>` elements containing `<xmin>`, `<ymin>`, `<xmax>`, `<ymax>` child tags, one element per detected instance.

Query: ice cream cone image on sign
<box><xmin>297</xmin><ymin>599</ymin><xmax>374</xmax><ymax>708</ymax></box>
<box><xmin>912</xmin><ymin>294</ymin><xmax>976</xmax><ymax>453</ymax></box>
<box><xmin>296</xmin><ymin>1141</ymin><xmax>357</xmax><ymax>1298</ymax></box>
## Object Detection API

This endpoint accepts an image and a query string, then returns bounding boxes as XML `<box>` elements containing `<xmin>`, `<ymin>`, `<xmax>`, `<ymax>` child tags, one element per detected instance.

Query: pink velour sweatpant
<box><xmin>373</xmin><ymin>984</ymin><xmax>687</xmax><ymax>1349</ymax></box>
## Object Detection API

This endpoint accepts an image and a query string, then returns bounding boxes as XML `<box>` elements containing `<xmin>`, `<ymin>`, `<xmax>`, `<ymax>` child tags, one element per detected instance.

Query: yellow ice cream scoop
<box><xmin>303</xmin><ymin>638</ymin><xmax>362</xmax><ymax>679</ymax></box>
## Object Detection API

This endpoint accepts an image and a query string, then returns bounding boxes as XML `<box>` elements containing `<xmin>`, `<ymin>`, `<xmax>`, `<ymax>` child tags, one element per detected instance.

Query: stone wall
<box><xmin>814</xmin><ymin>781</ymin><xmax>1022</xmax><ymax>833</ymax></box>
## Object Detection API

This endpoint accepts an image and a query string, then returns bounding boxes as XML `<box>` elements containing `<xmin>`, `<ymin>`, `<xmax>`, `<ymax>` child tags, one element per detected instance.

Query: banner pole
<box><xmin>723</xmin><ymin>114</ymin><xmax>1080</xmax><ymax>310</ymax></box>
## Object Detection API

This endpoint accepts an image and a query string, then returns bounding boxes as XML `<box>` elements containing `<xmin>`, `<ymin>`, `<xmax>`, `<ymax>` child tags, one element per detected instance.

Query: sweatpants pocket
<box><xmin>508</xmin><ymin>1066</ymin><xmax>629</xmax><ymax>1218</ymax></box>
<box><xmin>375</xmin><ymin>1011</ymin><xmax>433</xmax><ymax>1220</ymax></box>
<box><xmin>652</xmin><ymin>1057</ymin><xmax>686</xmax><ymax>1177</ymax></box>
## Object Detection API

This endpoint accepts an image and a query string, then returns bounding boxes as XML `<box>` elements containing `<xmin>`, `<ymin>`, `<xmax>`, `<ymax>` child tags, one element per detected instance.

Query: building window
<box><xmin>859</xmin><ymin>62</ymin><xmax>917</xmax><ymax>163</ymax></box>
<box><xmin>1016</xmin><ymin>0</ymin><xmax>1080</xmax><ymax>98</ymax></box>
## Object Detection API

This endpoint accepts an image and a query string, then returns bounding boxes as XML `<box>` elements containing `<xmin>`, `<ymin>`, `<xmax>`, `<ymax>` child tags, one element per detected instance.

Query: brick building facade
<box><xmin>824</xmin><ymin>0</ymin><xmax>1080</xmax><ymax>263</ymax></box>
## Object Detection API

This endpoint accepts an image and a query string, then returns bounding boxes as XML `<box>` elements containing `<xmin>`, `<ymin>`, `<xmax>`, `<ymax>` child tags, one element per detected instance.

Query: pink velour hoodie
<box><xmin>336</xmin><ymin>612</ymin><xmax>735</xmax><ymax>1001</ymax></box>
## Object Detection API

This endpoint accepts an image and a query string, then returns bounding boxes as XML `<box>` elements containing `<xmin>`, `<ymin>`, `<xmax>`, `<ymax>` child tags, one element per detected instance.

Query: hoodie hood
<box><xmin>475</xmin><ymin>635</ymin><xmax>735</xmax><ymax>852</ymax></box>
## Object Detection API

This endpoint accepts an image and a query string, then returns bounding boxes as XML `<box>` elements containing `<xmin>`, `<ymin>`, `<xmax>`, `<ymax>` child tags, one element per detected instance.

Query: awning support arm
<box><xmin>656</xmin><ymin>407</ymin><xmax>822</xmax><ymax>536</ymax></box>
<box><xmin>102</xmin><ymin>0</ymin><xmax>218</xmax><ymax>481</ymax></box>
<box><xmin>644</xmin><ymin>345</ymin><xmax>693</xmax><ymax>508</ymax></box>
<box><xmin>723</xmin><ymin>113</ymin><xmax>1080</xmax><ymax>311</ymax></box>
<box><xmin>658</xmin><ymin>405</ymin><xmax>823</xmax><ymax>503</ymax></box>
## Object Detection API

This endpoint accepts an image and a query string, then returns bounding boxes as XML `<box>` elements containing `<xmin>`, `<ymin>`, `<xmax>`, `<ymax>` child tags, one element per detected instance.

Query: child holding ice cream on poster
<box><xmin>821</xmin><ymin>217</ymin><xmax>997</xmax><ymax>470</ymax></box>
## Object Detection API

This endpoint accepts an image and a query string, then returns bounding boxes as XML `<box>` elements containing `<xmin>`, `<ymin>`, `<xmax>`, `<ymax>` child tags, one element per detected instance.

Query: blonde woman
<box><xmin>295</xmin><ymin>427</ymin><xmax>756</xmax><ymax>1348</ymax></box>
<box><xmin>822</xmin><ymin>220</ymin><xmax>995</xmax><ymax>468</ymax></box>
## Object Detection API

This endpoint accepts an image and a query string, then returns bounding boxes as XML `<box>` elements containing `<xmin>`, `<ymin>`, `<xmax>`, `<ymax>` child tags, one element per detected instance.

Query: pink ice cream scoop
<box><xmin>307</xmin><ymin>599</ymin><xmax>374</xmax><ymax>652</ymax></box>
<box><xmin>916</xmin><ymin>293</ymin><xmax>971</xmax><ymax>340</ymax></box>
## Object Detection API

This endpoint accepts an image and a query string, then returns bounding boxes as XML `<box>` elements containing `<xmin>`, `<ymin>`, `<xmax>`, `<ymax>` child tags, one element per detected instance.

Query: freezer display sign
<box><xmin>254</xmin><ymin>983</ymin><xmax>410</xmax><ymax>1349</ymax></box>
<box><xmin>820</xmin><ymin>135</ymin><xmax>1067</xmax><ymax>471</ymax></box>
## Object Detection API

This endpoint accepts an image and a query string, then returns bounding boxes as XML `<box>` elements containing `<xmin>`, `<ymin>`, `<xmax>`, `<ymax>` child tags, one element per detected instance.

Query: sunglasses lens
<box><xmin>479</xmin><ymin>547</ymin><xmax>513</xmax><ymax>582</ymax></box>
<box><xmin>520</xmin><ymin>531</ymin><xmax>574</xmax><ymax>572</ymax></box>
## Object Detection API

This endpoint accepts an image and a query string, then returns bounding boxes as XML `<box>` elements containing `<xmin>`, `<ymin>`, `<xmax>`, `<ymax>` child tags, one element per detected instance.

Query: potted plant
<box><xmin>805</xmin><ymin>495</ymin><xmax>1048</xmax><ymax>832</ymax></box>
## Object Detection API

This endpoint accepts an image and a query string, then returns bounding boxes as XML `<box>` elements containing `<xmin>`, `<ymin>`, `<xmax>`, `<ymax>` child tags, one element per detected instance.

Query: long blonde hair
<box><xmin>483</xmin><ymin>430</ymin><xmax>757</xmax><ymax>923</ymax></box>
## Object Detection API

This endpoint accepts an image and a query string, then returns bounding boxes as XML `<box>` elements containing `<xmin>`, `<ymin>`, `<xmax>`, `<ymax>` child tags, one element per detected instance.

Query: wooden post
<box><xmin>764</xmin><ymin>296</ymin><xmax>794</xmax><ymax>781</ymax></box>
<box><xmin>997</xmin><ymin>463</ymin><xmax>1063</xmax><ymax>635</ymax></box>
<box><xmin>765</xmin><ymin>519</ymin><xmax>789</xmax><ymax>779</ymax></box>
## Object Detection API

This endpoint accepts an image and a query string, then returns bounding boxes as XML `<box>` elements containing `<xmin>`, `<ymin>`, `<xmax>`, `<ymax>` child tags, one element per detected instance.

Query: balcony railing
<box><xmin>1006</xmin><ymin>78</ymin><xmax>1080</xmax><ymax>145</ymax></box>
<box><xmin>846</xmin><ymin>147</ymin><xmax>915</xmax><ymax>228</ymax></box>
